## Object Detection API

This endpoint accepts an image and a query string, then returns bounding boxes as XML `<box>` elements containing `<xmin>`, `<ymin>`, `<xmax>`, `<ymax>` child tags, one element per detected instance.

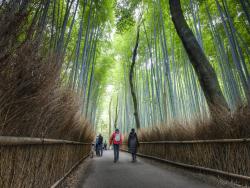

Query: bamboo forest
<box><xmin>0</xmin><ymin>0</ymin><xmax>250</xmax><ymax>187</ymax></box>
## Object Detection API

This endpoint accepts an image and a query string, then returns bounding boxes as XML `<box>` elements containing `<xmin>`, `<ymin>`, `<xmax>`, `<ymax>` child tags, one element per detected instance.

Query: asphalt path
<box><xmin>77</xmin><ymin>150</ymin><xmax>233</xmax><ymax>188</ymax></box>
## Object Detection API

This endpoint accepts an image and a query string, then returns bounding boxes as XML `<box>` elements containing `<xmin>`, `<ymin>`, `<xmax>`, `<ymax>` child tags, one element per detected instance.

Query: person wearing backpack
<box><xmin>128</xmin><ymin>128</ymin><xmax>139</xmax><ymax>162</ymax></box>
<box><xmin>109</xmin><ymin>128</ymin><xmax>122</xmax><ymax>163</ymax></box>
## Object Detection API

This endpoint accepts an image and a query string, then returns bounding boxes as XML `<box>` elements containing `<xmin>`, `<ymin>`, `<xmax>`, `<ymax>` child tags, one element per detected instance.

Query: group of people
<box><xmin>109</xmin><ymin>128</ymin><xmax>139</xmax><ymax>163</ymax></box>
<box><xmin>94</xmin><ymin>128</ymin><xmax>139</xmax><ymax>162</ymax></box>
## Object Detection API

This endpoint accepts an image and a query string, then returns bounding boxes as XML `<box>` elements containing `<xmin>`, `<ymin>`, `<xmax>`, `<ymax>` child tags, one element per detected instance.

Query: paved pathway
<box><xmin>78</xmin><ymin>150</ymin><xmax>228</xmax><ymax>188</ymax></box>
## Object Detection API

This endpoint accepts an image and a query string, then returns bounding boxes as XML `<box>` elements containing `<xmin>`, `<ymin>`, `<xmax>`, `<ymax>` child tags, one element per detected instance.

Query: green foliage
<box><xmin>9</xmin><ymin>0</ymin><xmax>249</xmax><ymax>132</ymax></box>
<box><xmin>114</xmin><ymin>0</ymin><xmax>141</xmax><ymax>33</ymax></box>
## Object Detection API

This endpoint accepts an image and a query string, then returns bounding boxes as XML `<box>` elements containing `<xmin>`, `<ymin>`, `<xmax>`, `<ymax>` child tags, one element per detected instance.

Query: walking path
<box><xmin>77</xmin><ymin>150</ymin><xmax>233</xmax><ymax>188</ymax></box>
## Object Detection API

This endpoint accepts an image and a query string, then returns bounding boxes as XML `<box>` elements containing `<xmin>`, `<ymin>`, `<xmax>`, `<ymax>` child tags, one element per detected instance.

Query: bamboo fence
<box><xmin>0</xmin><ymin>136</ymin><xmax>91</xmax><ymax>188</ymax></box>
<box><xmin>122</xmin><ymin>138</ymin><xmax>250</xmax><ymax>185</ymax></box>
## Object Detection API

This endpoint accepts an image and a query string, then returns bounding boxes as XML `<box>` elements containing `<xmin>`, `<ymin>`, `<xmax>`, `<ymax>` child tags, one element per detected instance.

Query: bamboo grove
<box><xmin>0</xmin><ymin>0</ymin><xmax>114</xmax><ymax>128</ymax></box>
<box><xmin>106</xmin><ymin>0</ymin><xmax>250</xmax><ymax>134</ymax></box>
<box><xmin>1</xmin><ymin>0</ymin><xmax>249</xmax><ymax>136</ymax></box>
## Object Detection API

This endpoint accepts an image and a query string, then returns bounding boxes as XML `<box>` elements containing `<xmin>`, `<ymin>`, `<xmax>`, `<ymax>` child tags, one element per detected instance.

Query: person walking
<box><xmin>104</xmin><ymin>140</ymin><xmax>107</xmax><ymax>150</ymax></box>
<box><xmin>98</xmin><ymin>134</ymin><xmax>103</xmax><ymax>157</ymax></box>
<box><xmin>128</xmin><ymin>128</ymin><xmax>139</xmax><ymax>162</ymax></box>
<box><xmin>95</xmin><ymin>136</ymin><xmax>99</xmax><ymax>156</ymax></box>
<box><xmin>109</xmin><ymin>128</ymin><xmax>122</xmax><ymax>163</ymax></box>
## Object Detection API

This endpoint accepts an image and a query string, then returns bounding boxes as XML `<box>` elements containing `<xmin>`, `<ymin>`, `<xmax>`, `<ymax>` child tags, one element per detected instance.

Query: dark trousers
<box><xmin>132</xmin><ymin>153</ymin><xmax>136</xmax><ymax>161</ymax></box>
<box><xmin>98</xmin><ymin>144</ymin><xmax>103</xmax><ymax>156</ymax></box>
<box><xmin>113</xmin><ymin>144</ymin><xmax>120</xmax><ymax>162</ymax></box>
<box><xmin>95</xmin><ymin>145</ymin><xmax>99</xmax><ymax>156</ymax></box>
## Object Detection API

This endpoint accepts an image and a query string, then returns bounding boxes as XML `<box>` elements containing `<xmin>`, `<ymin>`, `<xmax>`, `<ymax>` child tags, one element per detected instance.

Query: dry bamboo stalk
<box><xmin>0</xmin><ymin>136</ymin><xmax>91</xmax><ymax>145</ymax></box>
<box><xmin>139</xmin><ymin>138</ymin><xmax>250</xmax><ymax>144</ymax></box>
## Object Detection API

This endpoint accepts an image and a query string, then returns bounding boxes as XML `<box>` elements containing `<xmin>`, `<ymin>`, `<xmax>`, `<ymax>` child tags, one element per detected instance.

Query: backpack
<box><xmin>114</xmin><ymin>133</ymin><xmax>121</xmax><ymax>142</ymax></box>
<box><xmin>98</xmin><ymin>136</ymin><xmax>103</xmax><ymax>145</ymax></box>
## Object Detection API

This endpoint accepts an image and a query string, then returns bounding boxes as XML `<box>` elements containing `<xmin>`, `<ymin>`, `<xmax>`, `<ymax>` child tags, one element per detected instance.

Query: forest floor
<box><xmin>62</xmin><ymin>150</ymin><xmax>244</xmax><ymax>188</ymax></box>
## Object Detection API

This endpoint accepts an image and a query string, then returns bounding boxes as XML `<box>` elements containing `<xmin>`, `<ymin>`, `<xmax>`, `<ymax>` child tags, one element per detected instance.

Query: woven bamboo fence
<box><xmin>0</xmin><ymin>136</ymin><xmax>91</xmax><ymax>188</ymax></box>
<box><xmin>122</xmin><ymin>138</ymin><xmax>250</xmax><ymax>184</ymax></box>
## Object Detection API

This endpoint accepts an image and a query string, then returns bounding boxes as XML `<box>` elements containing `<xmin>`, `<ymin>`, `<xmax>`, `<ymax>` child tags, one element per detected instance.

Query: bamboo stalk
<box><xmin>0</xmin><ymin>136</ymin><xmax>92</xmax><ymax>145</ymax></box>
<box><xmin>129</xmin><ymin>138</ymin><xmax>250</xmax><ymax>144</ymax></box>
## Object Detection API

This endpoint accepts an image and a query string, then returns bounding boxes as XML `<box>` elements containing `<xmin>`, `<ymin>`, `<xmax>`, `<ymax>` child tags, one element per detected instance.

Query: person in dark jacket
<box><xmin>95</xmin><ymin>136</ymin><xmax>99</xmax><ymax>156</ymax></box>
<box><xmin>128</xmin><ymin>128</ymin><xmax>139</xmax><ymax>162</ymax></box>
<box><xmin>103</xmin><ymin>140</ymin><xmax>107</xmax><ymax>150</ymax></box>
<box><xmin>98</xmin><ymin>134</ymin><xmax>103</xmax><ymax>157</ymax></box>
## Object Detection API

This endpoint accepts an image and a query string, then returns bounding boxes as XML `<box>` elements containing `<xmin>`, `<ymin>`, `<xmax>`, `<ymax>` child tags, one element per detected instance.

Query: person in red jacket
<box><xmin>109</xmin><ymin>128</ymin><xmax>122</xmax><ymax>163</ymax></box>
